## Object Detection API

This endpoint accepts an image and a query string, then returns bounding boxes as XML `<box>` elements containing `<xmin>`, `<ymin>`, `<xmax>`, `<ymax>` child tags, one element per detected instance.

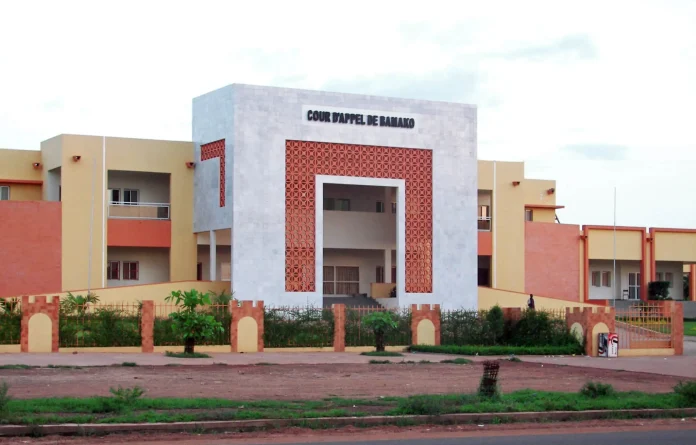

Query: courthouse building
<box><xmin>0</xmin><ymin>84</ymin><xmax>694</xmax><ymax>309</ymax></box>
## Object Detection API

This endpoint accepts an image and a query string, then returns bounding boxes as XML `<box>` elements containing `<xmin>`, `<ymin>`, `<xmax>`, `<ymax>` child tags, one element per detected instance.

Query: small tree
<box><xmin>485</xmin><ymin>305</ymin><xmax>505</xmax><ymax>345</ymax></box>
<box><xmin>362</xmin><ymin>311</ymin><xmax>398</xmax><ymax>352</ymax></box>
<box><xmin>165</xmin><ymin>289</ymin><xmax>224</xmax><ymax>354</ymax></box>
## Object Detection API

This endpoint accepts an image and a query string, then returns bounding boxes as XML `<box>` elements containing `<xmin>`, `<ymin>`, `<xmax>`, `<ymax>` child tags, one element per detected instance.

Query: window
<box><xmin>665</xmin><ymin>272</ymin><xmax>674</xmax><ymax>288</ymax></box>
<box><xmin>106</xmin><ymin>261</ymin><xmax>120</xmax><ymax>280</ymax></box>
<box><xmin>376</xmin><ymin>201</ymin><xmax>385</xmax><ymax>213</ymax></box>
<box><xmin>376</xmin><ymin>266</ymin><xmax>384</xmax><ymax>283</ymax></box>
<box><xmin>591</xmin><ymin>271</ymin><xmax>601</xmax><ymax>287</ymax></box>
<box><xmin>376</xmin><ymin>266</ymin><xmax>397</xmax><ymax>284</ymax></box>
<box><xmin>123</xmin><ymin>189</ymin><xmax>139</xmax><ymax>205</ymax></box>
<box><xmin>391</xmin><ymin>202</ymin><xmax>397</xmax><ymax>214</ymax></box>
<box><xmin>323</xmin><ymin>198</ymin><xmax>350</xmax><ymax>211</ymax></box>
<box><xmin>601</xmin><ymin>271</ymin><xmax>612</xmax><ymax>287</ymax></box>
<box><xmin>525</xmin><ymin>209</ymin><xmax>533</xmax><ymax>222</ymax></box>
<box><xmin>656</xmin><ymin>272</ymin><xmax>663</xmax><ymax>281</ymax></box>
<box><xmin>0</xmin><ymin>186</ymin><xmax>9</xmax><ymax>201</ymax></box>
<box><xmin>108</xmin><ymin>189</ymin><xmax>121</xmax><ymax>203</ymax></box>
<box><xmin>123</xmin><ymin>261</ymin><xmax>139</xmax><ymax>280</ymax></box>
<box><xmin>323</xmin><ymin>266</ymin><xmax>335</xmax><ymax>294</ymax></box>
<box><xmin>335</xmin><ymin>266</ymin><xmax>359</xmax><ymax>294</ymax></box>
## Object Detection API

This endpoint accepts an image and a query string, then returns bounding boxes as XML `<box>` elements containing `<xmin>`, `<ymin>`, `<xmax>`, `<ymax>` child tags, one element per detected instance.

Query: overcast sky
<box><xmin>1</xmin><ymin>1</ymin><xmax>694</xmax><ymax>228</ymax></box>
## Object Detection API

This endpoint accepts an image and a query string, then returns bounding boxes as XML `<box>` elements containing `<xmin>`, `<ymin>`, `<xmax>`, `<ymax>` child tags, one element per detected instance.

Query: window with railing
<box><xmin>108</xmin><ymin>201</ymin><xmax>170</xmax><ymax>220</ymax></box>
<box><xmin>478</xmin><ymin>205</ymin><xmax>491</xmax><ymax>231</ymax></box>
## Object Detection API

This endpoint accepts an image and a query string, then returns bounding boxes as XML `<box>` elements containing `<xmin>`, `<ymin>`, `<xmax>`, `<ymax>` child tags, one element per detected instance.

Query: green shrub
<box><xmin>360</xmin><ymin>351</ymin><xmax>403</xmax><ymax>357</ymax></box>
<box><xmin>440</xmin><ymin>309</ymin><xmax>490</xmax><ymax>345</ymax></box>
<box><xmin>264</xmin><ymin>306</ymin><xmax>334</xmax><ymax>348</ymax></box>
<box><xmin>121</xmin><ymin>362</ymin><xmax>138</xmax><ymax>367</ymax></box>
<box><xmin>59</xmin><ymin>306</ymin><xmax>141</xmax><ymax>348</ymax></box>
<box><xmin>0</xmin><ymin>311</ymin><xmax>20</xmax><ymax>345</ymax></box>
<box><xmin>486</xmin><ymin>306</ymin><xmax>505</xmax><ymax>345</ymax></box>
<box><xmin>109</xmin><ymin>385</ymin><xmax>145</xmax><ymax>411</ymax></box>
<box><xmin>674</xmin><ymin>381</ymin><xmax>696</xmax><ymax>403</ymax></box>
<box><xmin>369</xmin><ymin>360</ymin><xmax>392</xmax><ymax>364</ymax></box>
<box><xmin>0</xmin><ymin>381</ymin><xmax>10</xmax><ymax>418</ymax></box>
<box><xmin>506</xmin><ymin>310</ymin><xmax>580</xmax><ymax>348</ymax></box>
<box><xmin>580</xmin><ymin>382</ymin><xmax>614</xmax><ymax>398</ymax></box>
<box><xmin>648</xmin><ymin>281</ymin><xmax>671</xmax><ymax>300</ymax></box>
<box><xmin>397</xmin><ymin>395</ymin><xmax>445</xmax><ymax>416</ymax></box>
<box><xmin>409</xmin><ymin>344</ymin><xmax>583</xmax><ymax>356</ymax></box>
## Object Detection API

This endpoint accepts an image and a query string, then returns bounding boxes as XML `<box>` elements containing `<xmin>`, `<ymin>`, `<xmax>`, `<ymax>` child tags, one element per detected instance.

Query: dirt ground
<box><xmin>0</xmin><ymin>361</ymin><xmax>687</xmax><ymax>400</ymax></box>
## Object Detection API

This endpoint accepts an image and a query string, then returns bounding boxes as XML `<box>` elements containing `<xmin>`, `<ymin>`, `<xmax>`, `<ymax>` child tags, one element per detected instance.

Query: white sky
<box><xmin>0</xmin><ymin>0</ymin><xmax>694</xmax><ymax>228</ymax></box>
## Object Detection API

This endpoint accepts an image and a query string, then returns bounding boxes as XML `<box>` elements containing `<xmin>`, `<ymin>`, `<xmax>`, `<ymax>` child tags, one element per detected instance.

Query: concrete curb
<box><xmin>2</xmin><ymin>408</ymin><xmax>696</xmax><ymax>437</ymax></box>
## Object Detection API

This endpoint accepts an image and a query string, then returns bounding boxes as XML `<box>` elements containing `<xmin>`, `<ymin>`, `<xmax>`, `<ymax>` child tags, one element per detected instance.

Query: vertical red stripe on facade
<box><xmin>201</xmin><ymin>140</ymin><xmax>226</xmax><ymax>207</ymax></box>
<box><xmin>285</xmin><ymin>141</ymin><xmax>433</xmax><ymax>293</ymax></box>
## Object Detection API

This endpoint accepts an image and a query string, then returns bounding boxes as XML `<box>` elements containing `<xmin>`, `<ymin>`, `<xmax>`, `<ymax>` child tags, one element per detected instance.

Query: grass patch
<box><xmin>674</xmin><ymin>381</ymin><xmax>696</xmax><ymax>403</ymax></box>
<box><xmin>440</xmin><ymin>358</ymin><xmax>473</xmax><ymax>365</ymax></box>
<box><xmin>368</xmin><ymin>360</ymin><xmax>392</xmax><ymax>364</ymax></box>
<box><xmin>684</xmin><ymin>321</ymin><xmax>696</xmax><ymax>337</ymax></box>
<box><xmin>164</xmin><ymin>351</ymin><xmax>211</xmax><ymax>359</ymax></box>
<box><xmin>360</xmin><ymin>351</ymin><xmax>403</xmax><ymax>357</ymax></box>
<box><xmin>580</xmin><ymin>382</ymin><xmax>614</xmax><ymax>398</ymax></box>
<box><xmin>409</xmin><ymin>344</ymin><xmax>583</xmax><ymax>356</ymax></box>
<box><xmin>0</xmin><ymin>364</ymin><xmax>32</xmax><ymax>370</ymax></box>
<box><xmin>255</xmin><ymin>362</ymin><xmax>277</xmax><ymax>366</ymax></box>
<box><xmin>3</xmin><ymin>389</ymin><xmax>696</xmax><ymax>425</ymax></box>
<box><xmin>121</xmin><ymin>362</ymin><xmax>138</xmax><ymax>367</ymax></box>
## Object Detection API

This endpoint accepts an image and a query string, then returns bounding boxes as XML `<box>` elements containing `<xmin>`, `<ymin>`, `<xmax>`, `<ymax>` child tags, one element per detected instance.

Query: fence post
<box><xmin>231</xmin><ymin>301</ymin><xmax>264</xmax><ymax>353</ymax></box>
<box><xmin>411</xmin><ymin>304</ymin><xmax>441</xmax><ymax>346</ymax></box>
<box><xmin>669</xmin><ymin>302</ymin><xmax>684</xmax><ymax>356</ymax></box>
<box><xmin>21</xmin><ymin>295</ymin><xmax>60</xmax><ymax>353</ymax></box>
<box><xmin>332</xmin><ymin>304</ymin><xmax>346</xmax><ymax>352</ymax></box>
<box><xmin>140</xmin><ymin>300</ymin><xmax>154</xmax><ymax>353</ymax></box>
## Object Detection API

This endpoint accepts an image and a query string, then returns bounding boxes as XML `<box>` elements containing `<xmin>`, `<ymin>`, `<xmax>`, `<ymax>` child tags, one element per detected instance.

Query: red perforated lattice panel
<box><xmin>201</xmin><ymin>140</ymin><xmax>226</xmax><ymax>207</ymax></box>
<box><xmin>285</xmin><ymin>140</ymin><xmax>432</xmax><ymax>293</ymax></box>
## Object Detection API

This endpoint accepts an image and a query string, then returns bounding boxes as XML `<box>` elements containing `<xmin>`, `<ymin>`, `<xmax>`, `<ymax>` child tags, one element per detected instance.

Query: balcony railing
<box><xmin>108</xmin><ymin>202</ymin><xmax>170</xmax><ymax>220</ymax></box>
<box><xmin>478</xmin><ymin>216</ymin><xmax>491</xmax><ymax>231</ymax></box>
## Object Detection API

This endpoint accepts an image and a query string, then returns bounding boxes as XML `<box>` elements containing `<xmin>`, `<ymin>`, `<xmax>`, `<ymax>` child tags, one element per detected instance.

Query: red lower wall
<box><xmin>0</xmin><ymin>201</ymin><xmax>61</xmax><ymax>297</ymax></box>
<box><xmin>525</xmin><ymin>222</ymin><xmax>580</xmax><ymax>302</ymax></box>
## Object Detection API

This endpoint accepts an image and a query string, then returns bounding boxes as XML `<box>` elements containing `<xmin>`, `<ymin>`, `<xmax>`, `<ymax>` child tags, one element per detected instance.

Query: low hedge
<box><xmin>409</xmin><ymin>344</ymin><xmax>584</xmax><ymax>356</ymax></box>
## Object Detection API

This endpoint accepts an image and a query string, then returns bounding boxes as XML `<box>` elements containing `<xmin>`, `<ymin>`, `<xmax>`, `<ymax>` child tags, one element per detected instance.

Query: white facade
<box><xmin>192</xmin><ymin>84</ymin><xmax>478</xmax><ymax>309</ymax></box>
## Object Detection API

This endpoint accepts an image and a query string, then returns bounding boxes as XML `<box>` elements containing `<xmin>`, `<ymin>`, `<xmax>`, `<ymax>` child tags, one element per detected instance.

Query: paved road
<box><xmin>237</xmin><ymin>429</ymin><xmax>696</xmax><ymax>445</ymax></box>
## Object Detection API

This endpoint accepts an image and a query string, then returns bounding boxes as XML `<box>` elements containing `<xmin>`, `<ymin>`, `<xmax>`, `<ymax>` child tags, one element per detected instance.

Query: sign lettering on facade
<box><xmin>306</xmin><ymin>109</ymin><xmax>416</xmax><ymax>129</ymax></box>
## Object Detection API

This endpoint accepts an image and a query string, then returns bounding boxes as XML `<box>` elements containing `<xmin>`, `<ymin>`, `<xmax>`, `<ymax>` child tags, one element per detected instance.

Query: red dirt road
<box><xmin>0</xmin><ymin>361</ymin><xmax>687</xmax><ymax>400</ymax></box>
<box><xmin>3</xmin><ymin>419</ymin><xmax>696</xmax><ymax>444</ymax></box>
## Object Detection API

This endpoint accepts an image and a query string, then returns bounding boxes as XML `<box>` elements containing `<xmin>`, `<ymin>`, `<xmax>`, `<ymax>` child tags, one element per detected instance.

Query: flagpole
<box><xmin>613</xmin><ymin>186</ymin><xmax>616</xmax><ymax>305</ymax></box>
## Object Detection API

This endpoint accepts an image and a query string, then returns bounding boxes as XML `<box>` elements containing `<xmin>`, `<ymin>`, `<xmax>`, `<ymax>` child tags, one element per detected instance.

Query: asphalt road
<box><xmin>241</xmin><ymin>429</ymin><xmax>696</xmax><ymax>445</ymax></box>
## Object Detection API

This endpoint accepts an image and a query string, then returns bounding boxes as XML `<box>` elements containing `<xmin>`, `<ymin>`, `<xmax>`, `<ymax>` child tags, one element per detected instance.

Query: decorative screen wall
<box><xmin>201</xmin><ymin>139</ymin><xmax>226</xmax><ymax>207</ymax></box>
<box><xmin>285</xmin><ymin>140</ymin><xmax>432</xmax><ymax>293</ymax></box>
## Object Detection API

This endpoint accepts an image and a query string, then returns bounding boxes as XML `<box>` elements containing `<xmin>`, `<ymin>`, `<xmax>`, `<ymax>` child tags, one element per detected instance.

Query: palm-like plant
<box><xmin>60</xmin><ymin>292</ymin><xmax>100</xmax><ymax>315</ymax></box>
<box><xmin>0</xmin><ymin>298</ymin><xmax>20</xmax><ymax>315</ymax></box>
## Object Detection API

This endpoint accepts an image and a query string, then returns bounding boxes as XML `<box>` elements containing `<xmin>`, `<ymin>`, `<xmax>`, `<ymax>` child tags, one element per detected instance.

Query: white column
<box><xmin>384</xmin><ymin>249</ymin><xmax>392</xmax><ymax>284</ymax></box>
<box><xmin>209</xmin><ymin>230</ymin><xmax>217</xmax><ymax>281</ymax></box>
<box><xmin>384</xmin><ymin>187</ymin><xmax>392</xmax><ymax>213</ymax></box>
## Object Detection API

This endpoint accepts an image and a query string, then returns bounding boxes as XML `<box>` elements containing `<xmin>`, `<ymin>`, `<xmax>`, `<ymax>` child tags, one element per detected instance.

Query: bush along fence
<box><xmin>0</xmin><ymin>295</ymin><xmax>684</xmax><ymax>356</ymax></box>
